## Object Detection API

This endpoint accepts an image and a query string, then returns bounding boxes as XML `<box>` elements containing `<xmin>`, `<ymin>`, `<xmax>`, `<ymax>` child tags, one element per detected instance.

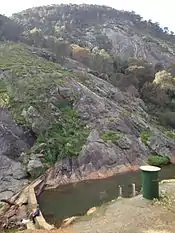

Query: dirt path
<box><xmin>17</xmin><ymin>229</ymin><xmax>74</xmax><ymax>233</ymax></box>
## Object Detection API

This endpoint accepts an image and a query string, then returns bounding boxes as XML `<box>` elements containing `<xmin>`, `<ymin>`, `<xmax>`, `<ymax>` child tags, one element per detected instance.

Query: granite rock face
<box><xmin>43</xmin><ymin>74</ymin><xmax>175</xmax><ymax>189</ymax></box>
<box><xmin>0</xmin><ymin>109</ymin><xmax>35</xmax><ymax>199</ymax></box>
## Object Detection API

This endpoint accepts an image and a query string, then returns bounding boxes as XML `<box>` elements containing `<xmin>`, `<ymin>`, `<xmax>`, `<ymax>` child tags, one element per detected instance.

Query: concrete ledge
<box><xmin>160</xmin><ymin>179</ymin><xmax>175</xmax><ymax>184</ymax></box>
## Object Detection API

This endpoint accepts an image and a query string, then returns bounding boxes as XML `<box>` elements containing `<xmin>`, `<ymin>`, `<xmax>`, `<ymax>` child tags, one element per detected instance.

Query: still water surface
<box><xmin>38</xmin><ymin>165</ymin><xmax>175</xmax><ymax>226</ymax></box>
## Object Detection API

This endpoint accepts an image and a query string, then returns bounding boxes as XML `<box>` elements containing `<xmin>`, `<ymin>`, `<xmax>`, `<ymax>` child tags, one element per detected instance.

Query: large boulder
<box><xmin>27</xmin><ymin>157</ymin><xmax>44</xmax><ymax>179</ymax></box>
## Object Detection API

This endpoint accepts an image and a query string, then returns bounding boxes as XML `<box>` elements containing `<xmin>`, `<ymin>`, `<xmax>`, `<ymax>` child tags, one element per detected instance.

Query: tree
<box><xmin>164</xmin><ymin>27</ymin><xmax>169</xmax><ymax>34</ymax></box>
<box><xmin>154</xmin><ymin>62</ymin><xmax>164</xmax><ymax>73</ymax></box>
<box><xmin>125</xmin><ymin>59</ymin><xmax>154</xmax><ymax>89</ymax></box>
<box><xmin>141</xmin><ymin>82</ymin><xmax>169</xmax><ymax>107</ymax></box>
<box><xmin>153</xmin><ymin>70</ymin><xmax>175</xmax><ymax>92</ymax></box>
<box><xmin>71</xmin><ymin>44</ymin><xmax>91</xmax><ymax>65</ymax></box>
<box><xmin>54</xmin><ymin>39</ymin><xmax>71</xmax><ymax>63</ymax></box>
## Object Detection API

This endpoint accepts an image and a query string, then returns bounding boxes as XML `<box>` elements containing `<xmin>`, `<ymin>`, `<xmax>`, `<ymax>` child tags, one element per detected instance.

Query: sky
<box><xmin>1</xmin><ymin>0</ymin><xmax>175</xmax><ymax>32</ymax></box>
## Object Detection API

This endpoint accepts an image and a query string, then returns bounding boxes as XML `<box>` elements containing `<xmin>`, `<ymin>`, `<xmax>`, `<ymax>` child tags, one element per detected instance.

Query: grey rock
<box><xmin>148</xmin><ymin>133</ymin><xmax>175</xmax><ymax>158</ymax></box>
<box><xmin>0</xmin><ymin>191</ymin><xmax>14</xmax><ymax>200</ymax></box>
<box><xmin>87</xmin><ymin>129</ymin><xmax>103</xmax><ymax>143</ymax></box>
<box><xmin>58</xmin><ymin>86</ymin><xmax>72</xmax><ymax>99</ymax></box>
<box><xmin>0</xmin><ymin>109</ymin><xmax>34</xmax><ymax>199</ymax></box>
<box><xmin>19</xmin><ymin>152</ymin><xmax>29</xmax><ymax>164</ymax></box>
<box><xmin>27</xmin><ymin>158</ymin><xmax>44</xmax><ymax>178</ymax></box>
<box><xmin>118</xmin><ymin>135</ymin><xmax>132</xmax><ymax>149</ymax></box>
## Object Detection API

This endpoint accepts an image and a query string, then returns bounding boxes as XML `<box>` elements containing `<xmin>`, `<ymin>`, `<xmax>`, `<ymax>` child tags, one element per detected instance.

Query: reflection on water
<box><xmin>38</xmin><ymin>164</ymin><xmax>175</xmax><ymax>226</ymax></box>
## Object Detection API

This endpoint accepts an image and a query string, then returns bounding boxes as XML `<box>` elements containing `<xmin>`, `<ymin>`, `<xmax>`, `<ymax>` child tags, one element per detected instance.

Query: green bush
<box><xmin>159</xmin><ymin>111</ymin><xmax>175</xmax><ymax>128</ymax></box>
<box><xmin>147</xmin><ymin>155</ymin><xmax>170</xmax><ymax>166</ymax></box>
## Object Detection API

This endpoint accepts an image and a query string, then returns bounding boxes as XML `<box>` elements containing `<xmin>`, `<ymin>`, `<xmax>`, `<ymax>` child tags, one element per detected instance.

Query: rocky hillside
<box><xmin>0</xmin><ymin>4</ymin><xmax>174</xmax><ymax>200</ymax></box>
<box><xmin>0</xmin><ymin>14</ymin><xmax>22</xmax><ymax>41</ymax></box>
<box><xmin>12</xmin><ymin>4</ymin><xmax>175</xmax><ymax>66</ymax></box>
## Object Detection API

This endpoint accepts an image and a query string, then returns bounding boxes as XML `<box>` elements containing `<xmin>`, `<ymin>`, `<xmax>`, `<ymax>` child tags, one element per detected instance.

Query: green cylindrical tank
<box><xmin>140</xmin><ymin>165</ymin><xmax>161</xmax><ymax>200</ymax></box>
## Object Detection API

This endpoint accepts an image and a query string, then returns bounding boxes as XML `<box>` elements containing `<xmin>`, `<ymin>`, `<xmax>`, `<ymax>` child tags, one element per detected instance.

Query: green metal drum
<box><xmin>140</xmin><ymin>165</ymin><xmax>161</xmax><ymax>200</ymax></box>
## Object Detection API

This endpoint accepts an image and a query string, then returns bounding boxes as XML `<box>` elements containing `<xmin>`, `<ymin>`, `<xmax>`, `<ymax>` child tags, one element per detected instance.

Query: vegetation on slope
<box><xmin>0</xmin><ymin>42</ymin><xmax>89</xmax><ymax>164</ymax></box>
<box><xmin>12</xmin><ymin>4</ymin><xmax>175</xmax><ymax>45</ymax></box>
<box><xmin>0</xmin><ymin>4</ymin><xmax>174</xmax><ymax>166</ymax></box>
<box><xmin>10</xmin><ymin>4</ymin><xmax>175</xmax><ymax>68</ymax></box>
<box><xmin>0</xmin><ymin>14</ymin><xmax>23</xmax><ymax>41</ymax></box>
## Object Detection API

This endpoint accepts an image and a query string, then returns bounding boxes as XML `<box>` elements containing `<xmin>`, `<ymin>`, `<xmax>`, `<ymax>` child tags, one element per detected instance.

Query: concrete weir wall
<box><xmin>27</xmin><ymin>179</ymin><xmax>54</xmax><ymax>230</ymax></box>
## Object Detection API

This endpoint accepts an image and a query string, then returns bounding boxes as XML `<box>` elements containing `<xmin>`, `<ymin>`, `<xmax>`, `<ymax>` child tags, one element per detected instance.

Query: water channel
<box><xmin>38</xmin><ymin>165</ymin><xmax>175</xmax><ymax>227</ymax></box>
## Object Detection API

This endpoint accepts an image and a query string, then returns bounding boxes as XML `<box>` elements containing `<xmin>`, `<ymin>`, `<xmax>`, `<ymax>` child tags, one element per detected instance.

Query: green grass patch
<box><xmin>165</xmin><ymin>130</ymin><xmax>175</xmax><ymax>139</ymax></box>
<box><xmin>101</xmin><ymin>130</ymin><xmax>123</xmax><ymax>143</ymax></box>
<box><xmin>0</xmin><ymin>42</ymin><xmax>64</xmax><ymax>75</ymax></box>
<box><xmin>140</xmin><ymin>130</ymin><xmax>152</xmax><ymax>145</ymax></box>
<box><xmin>147</xmin><ymin>155</ymin><xmax>170</xmax><ymax>166</ymax></box>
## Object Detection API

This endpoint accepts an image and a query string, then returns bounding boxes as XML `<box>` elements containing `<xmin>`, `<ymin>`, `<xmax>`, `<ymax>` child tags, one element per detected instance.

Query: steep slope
<box><xmin>0</xmin><ymin>42</ymin><xmax>174</xmax><ymax>198</ymax></box>
<box><xmin>0</xmin><ymin>6</ymin><xmax>175</xmax><ymax>231</ymax></box>
<box><xmin>12</xmin><ymin>4</ymin><xmax>175</xmax><ymax>65</ymax></box>
<box><xmin>0</xmin><ymin>42</ymin><xmax>89</xmax><ymax>199</ymax></box>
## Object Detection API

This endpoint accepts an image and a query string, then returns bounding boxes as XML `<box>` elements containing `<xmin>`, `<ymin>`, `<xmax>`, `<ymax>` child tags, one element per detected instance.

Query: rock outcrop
<box><xmin>27</xmin><ymin>155</ymin><xmax>44</xmax><ymax>179</ymax></box>
<box><xmin>0</xmin><ymin>109</ymin><xmax>35</xmax><ymax>199</ymax></box>
<box><xmin>43</xmin><ymin>74</ymin><xmax>175</xmax><ymax>188</ymax></box>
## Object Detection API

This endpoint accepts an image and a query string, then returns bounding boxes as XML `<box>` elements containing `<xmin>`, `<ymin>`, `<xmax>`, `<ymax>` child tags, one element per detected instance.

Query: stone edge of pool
<box><xmin>43</xmin><ymin>164</ymin><xmax>140</xmax><ymax>190</ymax></box>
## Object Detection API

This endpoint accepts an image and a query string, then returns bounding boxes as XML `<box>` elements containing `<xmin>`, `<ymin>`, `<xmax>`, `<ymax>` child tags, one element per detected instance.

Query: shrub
<box><xmin>141</xmin><ymin>82</ymin><xmax>170</xmax><ymax>107</ymax></box>
<box><xmin>147</xmin><ymin>155</ymin><xmax>170</xmax><ymax>166</ymax></box>
<box><xmin>159</xmin><ymin>111</ymin><xmax>175</xmax><ymax>128</ymax></box>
